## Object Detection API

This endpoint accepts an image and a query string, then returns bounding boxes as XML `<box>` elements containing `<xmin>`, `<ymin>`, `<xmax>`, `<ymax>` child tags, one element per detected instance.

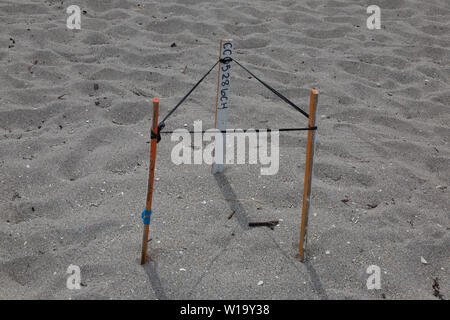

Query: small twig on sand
<box><xmin>432</xmin><ymin>278</ymin><xmax>444</xmax><ymax>300</ymax></box>
<box><xmin>112</xmin><ymin>119</ymin><xmax>123</xmax><ymax>125</ymax></box>
<box><xmin>248</xmin><ymin>220</ymin><xmax>279</xmax><ymax>230</ymax></box>
<box><xmin>131</xmin><ymin>88</ymin><xmax>152</xmax><ymax>97</ymax></box>
<box><xmin>227</xmin><ymin>210</ymin><xmax>236</xmax><ymax>220</ymax></box>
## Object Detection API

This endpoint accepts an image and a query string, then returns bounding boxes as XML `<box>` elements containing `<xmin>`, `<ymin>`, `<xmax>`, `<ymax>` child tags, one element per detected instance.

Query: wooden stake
<box><xmin>299</xmin><ymin>89</ymin><xmax>318</xmax><ymax>262</ymax></box>
<box><xmin>140</xmin><ymin>98</ymin><xmax>160</xmax><ymax>265</ymax></box>
<box><xmin>212</xmin><ymin>39</ymin><xmax>233</xmax><ymax>174</ymax></box>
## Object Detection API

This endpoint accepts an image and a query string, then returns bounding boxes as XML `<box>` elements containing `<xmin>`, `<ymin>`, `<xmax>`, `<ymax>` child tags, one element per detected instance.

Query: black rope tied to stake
<box><xmin>153</xmin><ymin>57</ymin><xmax>316</xmax><ymax>142</ymax></box>
<box><xmin>220</xmin><ymin>57</ymin><xmax>310</xmax><ymax>118</ymax></box>
<box><xmin>159</xmin><ymin>127</ymin><xmax>317</xmax><ymax>134</ymax></box>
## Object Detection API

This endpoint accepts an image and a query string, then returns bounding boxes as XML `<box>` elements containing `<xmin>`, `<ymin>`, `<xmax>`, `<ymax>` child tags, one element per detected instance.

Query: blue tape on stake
<box><xmin>142</xmin><ymin>210</ymin><xmax>152</xmax><ymax>225</ymax></box>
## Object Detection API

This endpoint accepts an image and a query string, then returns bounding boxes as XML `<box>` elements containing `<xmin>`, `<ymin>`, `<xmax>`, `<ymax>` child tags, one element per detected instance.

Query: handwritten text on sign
<box><xmin>218</xmin><ymin>41</ymin><xmax>233</xmax><ymax>110</ymax></box>
<box><xmin>213</xmin><ymin>39</ymin><xmax>233</xmax><ymax>173</ymax></box>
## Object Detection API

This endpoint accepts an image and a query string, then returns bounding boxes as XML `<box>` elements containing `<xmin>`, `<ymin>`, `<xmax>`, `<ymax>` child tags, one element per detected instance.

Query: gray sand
<box><xmin>0</xmin><ymin>0</ymin><xmax>448</xmax><ymax>299</ymax></box>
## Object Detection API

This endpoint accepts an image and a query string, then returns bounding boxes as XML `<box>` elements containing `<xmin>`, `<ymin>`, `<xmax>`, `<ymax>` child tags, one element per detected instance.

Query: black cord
<box><xmin>159</xmin><ymin>127</ymin><xmax>317</xmax><ymax>134</ymax></box>
<box><xmin>153</xmin><ymin>57</ymin><xmax>315</xmax><ymax>142</ymax></box>
<box><xmin>230</xmin><ymin>58</ymin><xmax>310</xmax><ymax>119</ymax></box>
<box><xmin>158</xmin><ymin>60</ymin><xmax>220</xmax><ymax>127</ymax></box>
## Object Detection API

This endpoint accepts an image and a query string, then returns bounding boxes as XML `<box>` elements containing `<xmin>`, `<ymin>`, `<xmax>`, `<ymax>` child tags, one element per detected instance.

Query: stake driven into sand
<box><xmin>212</xmin><ymin>39</ymin><xmax>233</xmax><ymax>174</ymax></box>
<box><xmin>299</xmin><ymin>90</ymin><xmax>318</xmax><ymax>262</ymax></box>
<box><xmin>140</xmin><ymin>98</ymin><xmax>160</xmax><ymax>264</ymax></box>
<box><xmin>138</xmin><ymin>41</ymin><xmax>319</xmax><ymax>263</ymax></box>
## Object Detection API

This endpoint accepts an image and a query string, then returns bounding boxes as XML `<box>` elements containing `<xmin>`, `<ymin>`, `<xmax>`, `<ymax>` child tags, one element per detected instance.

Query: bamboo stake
<box><xmin>299</xmin><ymin>89</ymin><xmax>318</xmax><ymax>262</ymax></box>
<box><xmin>140</xmin><ymin>98</ymin><xmax>160</xmax><ymax>265</ymax></box>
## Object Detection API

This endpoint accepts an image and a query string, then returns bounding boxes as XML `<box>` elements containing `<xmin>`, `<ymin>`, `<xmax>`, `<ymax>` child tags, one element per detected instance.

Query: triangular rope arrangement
<box><xmin>224</xmin><ymin>57</ymin><xmax>309</xmax><ymax>118</ymax></box>
<box><xmin>140</xmin><ymin>42</ymin><xmax>319</xmax><ymax>264</ymax></box>
<box><xmin>155</xmin><ymin>57</ymin><xmax>315</xmax><ymax>142</ymax></box>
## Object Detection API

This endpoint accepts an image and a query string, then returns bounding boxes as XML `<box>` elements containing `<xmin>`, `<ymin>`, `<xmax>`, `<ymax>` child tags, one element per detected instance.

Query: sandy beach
<box><xmin>0</xmin><ymin>0</ymin><xmax>448</xmax><ymax>299</ymax></box>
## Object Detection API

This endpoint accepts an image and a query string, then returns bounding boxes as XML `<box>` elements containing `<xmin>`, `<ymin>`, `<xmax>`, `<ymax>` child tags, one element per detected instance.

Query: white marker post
<box><xmin>212</xmin><ymin>39</ymin><xmax>233</xmax><ymax>174</ymax></box>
